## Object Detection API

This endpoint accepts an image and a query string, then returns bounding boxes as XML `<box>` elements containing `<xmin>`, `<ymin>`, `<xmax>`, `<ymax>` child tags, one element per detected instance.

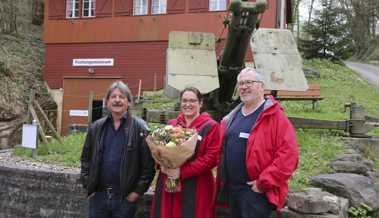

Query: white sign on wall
<box><xmin>22</xmin><ymin>124</ymin><xmax>37</xmax><ymax>149</ymax></box>
<box><xmin>69</xmin><ymin>110</ymin><xmax>88</xmax><ymax>117</ymax></box>
<box><xmin>72</xmin><ymin>58</ymin><xmax>114</xmax><ymax>66</ymax></box>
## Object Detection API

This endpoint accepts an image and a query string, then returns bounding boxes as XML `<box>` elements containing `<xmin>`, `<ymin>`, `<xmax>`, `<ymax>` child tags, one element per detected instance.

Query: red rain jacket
<box><xmin>216</xmin><ymin>96</ymin><xmax>299</xmax><ymax>210</ymax></box>
<box><xmin>151</xmin><ymin>112</ymin><xmax>221</xmax><ymax>218</ymax></box>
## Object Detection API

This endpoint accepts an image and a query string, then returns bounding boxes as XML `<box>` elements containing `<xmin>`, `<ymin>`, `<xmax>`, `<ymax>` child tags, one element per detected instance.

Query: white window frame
<box><xmin>82</xmin><ymin>0</ymin><xmax>96</xmax><ymax>18</ymax></box>
<box><xmin>133</xmin><ymin>0</ymin><xmax>148</xmax><ymax>15</ymax></box>
<box><xmin>209</xmin><ymin>0</ymin><xmax>227</xmax><ymax>11</ymax></box>
<box><xmin>151</xmin><ymin>0</ymin><xmax>167</xmax><ymax>15</ymax></box>
<box><xmin>66</xmin><ymin>0</ymin><xmax>80</xmax><ymax>18</ymax></box>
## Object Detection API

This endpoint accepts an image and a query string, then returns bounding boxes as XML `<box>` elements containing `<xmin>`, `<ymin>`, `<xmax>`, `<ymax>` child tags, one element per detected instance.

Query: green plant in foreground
<box><xmin>348</xmin><ymin>203</ymin><xmax>378</xmax><ymax>218</ymax></box>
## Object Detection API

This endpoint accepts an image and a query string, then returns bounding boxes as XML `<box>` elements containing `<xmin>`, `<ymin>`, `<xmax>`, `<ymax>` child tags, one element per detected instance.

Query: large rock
<box><xmin>343</xmin><ymin>137</ymin><xmax>379</xmax><ymax>156</ymax></box>
<box><xmin>303</xmin><ymin>67</ymin><xmax>321</xmax><ymax>79</ymax></box>
<box><xmin>328</xmin><ymin>160</ymin><xmax>371</xmax><ymax>176</ymax></box>
<box><xmin>334</xmin><ymin>154</ymin><xmax>363</xmax><ymax>162</ymax></box>
<box><xmin>310</xmin><ymin>173</ymin><xmax>379</xmax><ymax>210</ymax></box>
<box><xmin>280</xmin><ymin>208</ymin><xmax>341</xmax><ymax>218</ymax></box>
<box><xmin>366</xmin><ymin>171</ymin><xmax>379</xmax><ymax>184</ymax></box>
<box><xmin>333</xmin><ymin>153</ymin><xmax>375</xmax><ymax>170</ymax></box>
<box><xmin>0</xmin><ymin>117</ymin><xmax>25</xmax><ymax>149</ymax></box>
<box><xmin>287</xmin><ymin>188</ymin><xmax>348</xmax><ymax>217</ymax></box>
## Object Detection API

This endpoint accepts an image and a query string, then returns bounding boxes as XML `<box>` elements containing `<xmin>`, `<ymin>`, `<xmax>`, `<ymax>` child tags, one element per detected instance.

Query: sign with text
<box><xmin>22</xmin><ymin>124</ymin><xmax>37</xmax><ymax>149</ymax></box>
<box><xmin>69</xmin><ymin>110</ymin><xmax>89</xmax><ymax>117</ymax></box>
<box><xmin>72</xmin><ymin>58</ymin><xmax>114</xmax><ymax>66</ymax></box>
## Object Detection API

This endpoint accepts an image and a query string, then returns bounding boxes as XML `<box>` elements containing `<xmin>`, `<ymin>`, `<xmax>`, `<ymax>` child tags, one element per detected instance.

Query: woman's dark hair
<box><xmin>179</xmin><ymin>87</ymin><xmax>203</xmax><ymax>102</ymax></box>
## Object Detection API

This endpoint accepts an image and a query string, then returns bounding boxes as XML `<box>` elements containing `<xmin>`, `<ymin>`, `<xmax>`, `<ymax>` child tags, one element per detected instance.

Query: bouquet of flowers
<box><xmin>146</xmin><ymin>125</ymin><xmax>198</xmax><ymax>192</ymax></box>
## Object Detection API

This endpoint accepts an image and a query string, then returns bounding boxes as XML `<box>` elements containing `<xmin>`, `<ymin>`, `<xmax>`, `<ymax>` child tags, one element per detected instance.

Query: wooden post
<box><xmin>31</xmin><ymin>120</ymin><xmax>38</xmax><ymax>158</ymax></box>
<box><xmin>27</xmin><ymin>90</ymin><xmax>35</xmax><ymax>123</ymax></box>
<box><xmin>88</xmin><ymin>91</ymin><xmax>94</xmax><ymax>126</ymax></box>
<box><xmin>137</xmin><ymin>79</ymin><xmax>142</xmax><ymax>103</ymax></box>
<box><xmin>153</xmin><ymin>73</ymin><xmax>157</xmax><ymax>91</ymax></box>
<box><xmin>34</xmin><ymin>100</ymin><xmax>63</xmax><ymax>144</ymax></box>
<box><xmin>29</xmin><ymin>105</ymin><xmax>49</xmax><ymax>145</ymax></box>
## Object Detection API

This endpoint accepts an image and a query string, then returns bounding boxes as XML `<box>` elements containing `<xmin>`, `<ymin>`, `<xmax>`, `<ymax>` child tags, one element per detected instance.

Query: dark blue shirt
<box><xmin>99</xmin><ymin>115</ymin><xmax>127</xmax><ymax>190</ymax></box>
<box><xmin>225</xmin><ymin>102</ymin><xmax>265</xmax><ymax>188</ymax></box>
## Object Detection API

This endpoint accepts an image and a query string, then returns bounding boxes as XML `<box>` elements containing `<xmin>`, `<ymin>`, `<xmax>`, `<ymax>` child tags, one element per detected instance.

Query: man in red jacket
<box><xmin>216</xmin><ymin>67</ymin><xmax>299</xmax><ymax>218</ymax></box>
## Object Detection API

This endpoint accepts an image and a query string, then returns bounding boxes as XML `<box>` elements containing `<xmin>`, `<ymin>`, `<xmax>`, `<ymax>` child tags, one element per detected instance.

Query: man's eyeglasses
<box><xmin>181</xmin><ymin>99</ymin><xmax>199</xmax><ymax>104</ymax></box>
<box><xmin>237</xmin><ymin>80</ymin><xmax>262</xmax><ymax>87</ymax></box>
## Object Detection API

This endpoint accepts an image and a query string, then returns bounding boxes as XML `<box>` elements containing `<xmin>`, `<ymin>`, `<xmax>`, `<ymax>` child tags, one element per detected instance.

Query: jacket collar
<box><xmin>176</xmin><ymin>112</ymin><xmax>212</xmax><ymax>129</ymax></box>
<box><xmin>106</xmin><ymin>112</ymin><xmax>130</xmax><ymax>128</ymax></box>
<box><xmin>222</xmin><ymin>96</ymin><xmax>280</xmax><ymax>128</ymax></box>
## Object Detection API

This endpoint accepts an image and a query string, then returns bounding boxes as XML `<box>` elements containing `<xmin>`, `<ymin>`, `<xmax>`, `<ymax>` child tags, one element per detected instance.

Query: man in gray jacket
<box><xmin>80</xmin><ymin>81</ymin><xmax>155</xmax><ymax>218</ymax></box>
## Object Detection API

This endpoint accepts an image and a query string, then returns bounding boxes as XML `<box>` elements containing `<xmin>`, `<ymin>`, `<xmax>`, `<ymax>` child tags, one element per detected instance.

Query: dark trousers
<box><xmin>89</xmin><ymin>191</ymin><xmax>137</xmax><ymax>218</ymax></box>
<box><xmin>229</xmin><ymin>185</ymin><xmax>275</xmax><ymax>218</ymax></box>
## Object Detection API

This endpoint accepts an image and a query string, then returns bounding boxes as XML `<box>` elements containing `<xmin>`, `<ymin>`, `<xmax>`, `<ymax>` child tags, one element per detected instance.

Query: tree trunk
<box><xmin>308</xmin><ymin>0</ymin><xmax>315</xmax><ymax>24</ymax></box>
<box><xmin>32</xmin><ymin>0</ymin><xmax>44</xmax><ymax>25</ymax></box>
<box><xmin>338</xmin><ymin>0</ymin><xmax>376</xmax><ymax>59</ymax></box>
<box><xmin>0</xmin><ymin>0</ymin><xmax>18</xmax><ymax>33</ymax></box>
<box><xmin>369</xmin><ymin>0</ymin><xmax>377</xmax><ymax>37</ymax></box>
<box><xmin>292</xmin><ymin>0</ymin><xmax>301</xmax><ymax>39</ymax></box>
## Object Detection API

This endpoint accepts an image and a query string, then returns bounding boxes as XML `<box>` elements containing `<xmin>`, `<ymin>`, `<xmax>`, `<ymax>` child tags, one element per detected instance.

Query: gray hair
<box><xmin>237</xmin><ymin>67</ymin><xmax>264</xmax><ymax>83</ymax></box>
<box><xmin>105</xmin><ymin>81</ymin><xmax>133</xmax><ymax>103</ymax></box>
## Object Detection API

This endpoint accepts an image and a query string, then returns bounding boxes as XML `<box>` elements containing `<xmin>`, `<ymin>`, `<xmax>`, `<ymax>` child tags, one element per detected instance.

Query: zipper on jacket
<box><xmin>170</xmin><ymin>192</ymin><xmax>174</xmax><ymax>218</ymax></box>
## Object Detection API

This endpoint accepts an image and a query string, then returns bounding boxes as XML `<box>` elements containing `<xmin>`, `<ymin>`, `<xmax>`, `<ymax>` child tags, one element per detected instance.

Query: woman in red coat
<box><xmin>151</xmin><ymin>87</ymin><xmax>221</xmax><ymax>218</ymax></box>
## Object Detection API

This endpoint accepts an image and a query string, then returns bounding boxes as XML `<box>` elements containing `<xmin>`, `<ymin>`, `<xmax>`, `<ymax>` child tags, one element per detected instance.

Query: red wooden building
<box><xmin>43</xmin><ymin>0</ymin><xmax>291</xmax><ymax>135</ymax></box>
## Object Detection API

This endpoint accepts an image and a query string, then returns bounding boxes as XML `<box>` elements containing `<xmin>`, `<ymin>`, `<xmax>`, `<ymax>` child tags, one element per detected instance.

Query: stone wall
<box><xmin>0</xmin><ymin>165</ymin><xmax>229</xmax><ymax>218</ymax></box>
<box><xmin>0</xmin><ymin>166</ymin><xmax>87</xmax><ymax>218</ymax></box>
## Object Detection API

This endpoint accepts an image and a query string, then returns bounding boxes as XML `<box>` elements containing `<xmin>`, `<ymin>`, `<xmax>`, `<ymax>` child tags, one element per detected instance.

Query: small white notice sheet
<box><xmin>22</xmin><ymin>124</ymin><xmax>37</xmax><ymax>149</ymax></box>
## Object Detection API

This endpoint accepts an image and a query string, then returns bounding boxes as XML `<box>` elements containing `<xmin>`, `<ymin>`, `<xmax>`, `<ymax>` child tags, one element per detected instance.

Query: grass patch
<box><xmin>289</xmin><ymin>129</ymin><xmax>344</xmax><ymax>190</ymax></box>
<box><xmin>284</xmin><ymin>59</ymin><xmax>379</xmax><ymax>120</ymax></box>
<box><xmin>285</xmin><ymin>59</ymin><xmax>379</xmax><ymax>188</ymax></box>
<box><xmin>13</xmin><ymin>133</ymin><xmax>85</xmax><ymax>168</ymax></box>
<box><xmin>142</xmin><ymin>90</ymin><xmax>177</xmax><ymax>110</ymax></box>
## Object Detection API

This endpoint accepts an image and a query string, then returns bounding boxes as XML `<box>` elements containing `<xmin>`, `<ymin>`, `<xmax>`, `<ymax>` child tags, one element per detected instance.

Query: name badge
<box><xmin>239</xmin><ymin>132</ymin><xmax>250</xmax><ymax>139</ymax></box>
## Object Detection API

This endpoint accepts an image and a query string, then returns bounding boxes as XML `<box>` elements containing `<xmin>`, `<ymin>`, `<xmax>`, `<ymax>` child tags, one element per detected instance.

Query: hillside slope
<box><xmin>0</xmin><ymin>0</ymin><xmax>50</xmax><ymax>148</ymax></box>
<box><xmin>0</xmin><ymin>26</ymin><xmax>45</xmax><ymax>118</ymax></box>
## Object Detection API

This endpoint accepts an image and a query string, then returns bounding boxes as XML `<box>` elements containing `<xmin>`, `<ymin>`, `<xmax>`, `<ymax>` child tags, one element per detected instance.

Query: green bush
<box><xmin>348</xmin><ymin>204</ymin><xmax>379</xmax><ymax>218</ymax></box>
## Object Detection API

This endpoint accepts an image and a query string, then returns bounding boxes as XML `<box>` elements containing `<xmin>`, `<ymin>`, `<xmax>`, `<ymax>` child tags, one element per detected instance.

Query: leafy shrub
<box><xmin>348</xmin><ymin>204</ymin><xmax>378</xmax><ymax>218</ymax></box>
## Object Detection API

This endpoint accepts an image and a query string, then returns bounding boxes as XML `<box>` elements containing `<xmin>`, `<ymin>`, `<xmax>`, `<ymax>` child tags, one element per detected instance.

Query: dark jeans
<box><xmin>89</xmin><ymin>191</ymin><xmax>137</xmax><ymax>218</ymax></box>
<box><xmin>229</xmin><ymin>185</ymin><xmax>275</xmax><ymax>218</ymax></box>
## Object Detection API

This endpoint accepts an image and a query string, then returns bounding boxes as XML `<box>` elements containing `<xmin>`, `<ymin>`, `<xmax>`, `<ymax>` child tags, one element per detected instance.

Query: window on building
<box><xmin>209</xmin><ymin>0</ymin><xmax>227</xmax><ymax>11</ymax></box>
<box><xmin>66</xmin><ymin>0</ymin><xmax>79</xmax><ymax>18</ymax></box>
<box><xmin>151</xmin><ymin>0</ymin><xmax>167</xmax><ymax>14</ymax></box>
<box><xmin>83</xmin><ymin>0</ymin><xmax>96</xmax><ymax>17</ymax></box>
<box><xmin>134</xmin><ymin>0</ymin><xmax>148</xmax><ymax>15</ymax></box>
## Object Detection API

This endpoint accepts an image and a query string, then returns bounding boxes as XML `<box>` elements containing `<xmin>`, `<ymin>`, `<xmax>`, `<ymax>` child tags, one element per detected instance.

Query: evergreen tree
<box><xmin>299</xmin><ymin>0</ymin><xmax>353</xmax><ymax>60</ymax></box>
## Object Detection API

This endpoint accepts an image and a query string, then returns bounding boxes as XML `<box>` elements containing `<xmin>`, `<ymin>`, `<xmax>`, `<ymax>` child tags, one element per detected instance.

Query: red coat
<box><xmin>151</xmin><ymin>112</ymin><xmax>221</xmax><ymax>218</ymax></box>
<box><xmin>216</xmin><ymin>96</ymin><xmax>299</xmax><ymax>210</ymax></box>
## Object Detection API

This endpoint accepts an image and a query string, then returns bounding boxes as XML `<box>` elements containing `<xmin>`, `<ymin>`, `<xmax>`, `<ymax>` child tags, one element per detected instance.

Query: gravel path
<box><xmin>0</xmin><ymin>149</ymin><xmax>79</xmax><ymax>174</ymax></box>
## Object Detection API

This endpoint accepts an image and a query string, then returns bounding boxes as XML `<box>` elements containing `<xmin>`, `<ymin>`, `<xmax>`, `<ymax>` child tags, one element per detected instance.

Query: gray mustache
<box><xmin>112</xmin><ymin>103</ymin><xmax>123</xmax><ymax>106</ymax></box>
